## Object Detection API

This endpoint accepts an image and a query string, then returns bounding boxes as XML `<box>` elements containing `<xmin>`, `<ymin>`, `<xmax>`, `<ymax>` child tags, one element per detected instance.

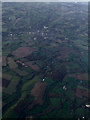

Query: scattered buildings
<box><xmin>63</xmin><ymin>85</ymin><xmax>67</xmax><ymax>90</ymax></box>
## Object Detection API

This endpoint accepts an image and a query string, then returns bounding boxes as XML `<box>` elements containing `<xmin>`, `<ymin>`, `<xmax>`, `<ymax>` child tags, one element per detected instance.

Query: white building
<box><xmin>42</xmin><ymin>79</ymin><xmax>45</xmax><ymax>82</ymax></box>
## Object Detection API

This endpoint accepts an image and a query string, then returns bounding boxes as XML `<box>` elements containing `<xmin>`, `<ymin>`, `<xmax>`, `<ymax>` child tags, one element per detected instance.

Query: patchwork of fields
<box><xmin>2</xmin><ymin>2</ymin><xmax>89</xmax><ymax>119</ymax></box>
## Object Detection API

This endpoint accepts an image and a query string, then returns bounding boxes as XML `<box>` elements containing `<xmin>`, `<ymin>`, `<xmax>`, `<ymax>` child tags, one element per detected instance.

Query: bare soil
<box><xmin>76</xmin><ymin>87</ymin><xmax>88</xmax><ymax>98</ymax></box>
<box><xmin>30</xmin><ymin>82</ymin><xmax>47</xmax><ymax>105</ymax></box>
<box><xmin>50</xmin><ymin>43</ymin><xmax>58</xmax><ymax>47</ymax></box>
<box><xmin>25</xmin><ymin>61</ymin><xmax>40</xmax><ymax>71</ymax></box>
<box><xmin>57</xmin><ymin>47</ymin><xmax>75</xmax><ymax>60</ymax></box>
<box><xmin>12</xmin><ymin>47</ymin><xmax>36</xmax><ymax>58</ymax></box>
<box><xmin>2</xmin><ymin>56</ymin><xmax>7</xmax><ymax>66</ymax></box>
<box><xmin>68</xmin><ymin>73</ymin><xmax>88</xmax><ymax>80</ymax></box>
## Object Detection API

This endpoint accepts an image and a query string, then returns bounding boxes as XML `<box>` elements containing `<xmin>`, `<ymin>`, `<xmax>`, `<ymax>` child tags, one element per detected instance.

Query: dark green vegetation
<box><xmin>2</xmin><ymin>2</ymin><xmax>89</xmax><ymax>119</ymax></box>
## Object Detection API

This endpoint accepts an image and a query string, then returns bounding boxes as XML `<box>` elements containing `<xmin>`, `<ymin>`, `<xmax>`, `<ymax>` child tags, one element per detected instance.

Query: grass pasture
<box><xmin>3</xmin><ymin>76</ymin><xmax>20</xmax><ymax>95</ymax></box>
<box><xmin>8</xmin><ymin>57</ymin><xmax>18</xmax><ymax>69</ymax></box>
<box><xmin>2</xmin><ymin>73</ymin><xmax>12</xmax><ymax>80</ymax></box>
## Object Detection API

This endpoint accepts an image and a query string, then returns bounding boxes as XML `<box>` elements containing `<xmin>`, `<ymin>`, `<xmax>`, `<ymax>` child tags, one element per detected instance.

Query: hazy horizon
<box><xmin>2</xmin><ymin>0</ymin><xmax>89</xmax><ymax>2</ymax></box>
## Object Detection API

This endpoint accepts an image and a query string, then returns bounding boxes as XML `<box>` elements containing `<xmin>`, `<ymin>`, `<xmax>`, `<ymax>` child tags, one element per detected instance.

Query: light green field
<box><xmin>15</xmin><ymin>68</ymin><xmax>29</xmax><ymax>76</ymax></box>
<box><xmin>8</xmin><ymin>57</ymin><xmax>18</xmax><ymax>69</ymax></box>
<box><xmin>2</xmin><ymin>73</ymin><xmax>12</xmax><ymax>80</ymax></box>
<box><xmin>20</xmin><ymin>75</ymin><xmax>42</xmax><ymax>100</ymax></box>
<box><xmin>52</xmin><ymin>86</ymin><xmax>63</xmax><ymax>94</ymax></box>
<box><xmin>3</xmin><ymin>107</ymin><xmax>19</xmax><ymax>119</ymax></box>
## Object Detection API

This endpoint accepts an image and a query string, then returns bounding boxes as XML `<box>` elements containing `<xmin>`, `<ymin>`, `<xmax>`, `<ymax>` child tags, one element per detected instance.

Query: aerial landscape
<box><xmin>2</xmin><ymin>2</ymin><xmax>89</xmax><ymax>119</ymax></box>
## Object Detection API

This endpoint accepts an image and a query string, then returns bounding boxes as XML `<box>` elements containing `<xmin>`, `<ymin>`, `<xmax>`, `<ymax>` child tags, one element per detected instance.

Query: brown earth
<box><xmin>12</xmin><ymin>47</ymin><xmax>36</xmax><ymax>58</ymax></box>
<box><xmin>58</xmin><ymin>39</ymin><xmax>66</xmax><ymax>43</ymax></box>
<box><xmin>58</xmin><ymin>54</ymin><xmax>68</xmax><ymax>59</ymax></box>
<box><xmin>76</xmin><ymin>87</ymin><xmax>88</xmax><ymax>98</ymax></box>
<box><xmin>68</xmin><ymin>73</ymin><xmax>88</xmax><ymax>80</ymax></box>
<box><xmin>57</xmin><ymin>47</ymin><xmax>75</xmax><ymax>60</ymax></box>
<box><xmin>15</xmin><ymin>18</ymin><xmax>21</xmax><ymax>23</ymax></box>
<box><xmin>25</xmin><ymin>61</ymin><xmax>40</xmax><ymax>71</ymax></box>
<box><xmin>50</xmin><ymin>43</ymin><xmax>58</xmax><ymax>47</ymax></box>
<box><xmin>2</xmin><ymin>56</ymin><xmax>7</xmax><ymax>66</ymax></box>
<box><xmin>30</xmin><ymin>82</ymin><xmax>47</xmax><ymax>105</ymax></box>
<box><xmin>58</xmin><ymin>40</ymin><xmax>63</xmax><ymax>43</ymax></box>
<box><xmin>49</xmin><ymin>92</ymin><xmax>62</xmax><ymax>98</ymax></box>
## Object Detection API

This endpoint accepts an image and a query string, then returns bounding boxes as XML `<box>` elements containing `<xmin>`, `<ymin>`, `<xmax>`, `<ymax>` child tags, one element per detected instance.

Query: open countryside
<box><xmin>2</xmin><ymin>2</ymin><xmax>89</xmax><ymax>119</ymax></box>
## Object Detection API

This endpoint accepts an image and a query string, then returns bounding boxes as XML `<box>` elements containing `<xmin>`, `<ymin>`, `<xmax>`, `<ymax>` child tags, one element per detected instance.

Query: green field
<box><xmin>2</xmin><ymin>2</ymin><xmax>88</xmax><ymax>119</ymax></box>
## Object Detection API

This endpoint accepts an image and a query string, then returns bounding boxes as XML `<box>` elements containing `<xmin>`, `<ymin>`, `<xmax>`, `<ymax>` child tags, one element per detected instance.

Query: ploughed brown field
<box><xmin>76</xmin><ymin>87</ymin><xmax>88</xmax><ymax>98</ymax></box>
<box><xmin>25</xmin><ymin>61</ymin><xmax>40</xmax><ymax>71</ymax></box>
<box><xmin>2</xmin><ymin>2</ymin><xmax>88</xmax><ymax>119</ymax></box>
<box><xmin>57</xmin><ymin>39</ymin><xmax>66</xmax><ymax>43</ymax></box>
<box><xmin>49</xmin><ymin>92</ymin><xmax>62</xmax><ymax>98</ymax></box>
<box><xmin>2</xmin><ymin>56</ymin><xmax>7</xmax><ymax>66</ymax></box>
<box><xmin>57</xmin><ymin>47</ymin><xmax>76</xmax><ymax>60</ymax></box>
<box><xmin>68</xmin><ymin>73</ymin><xmax>88</xmax><ymax>80</ymax></box>
<box><xmin>30</xmin><ymin>82</ymin><xmax>47</xmax><ymax>105</ymax></box>
<box><xmin>12</xmin><ymin>47</ymin><xmax>36</xmax><ymax>58</ymax></box>
<box><xmin>50</xmin><ymin>43</ymin><xmax>58</xmax><ymax>47</ymax></box>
